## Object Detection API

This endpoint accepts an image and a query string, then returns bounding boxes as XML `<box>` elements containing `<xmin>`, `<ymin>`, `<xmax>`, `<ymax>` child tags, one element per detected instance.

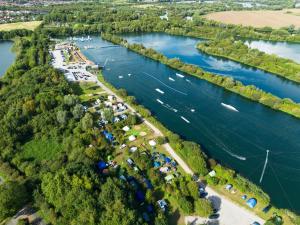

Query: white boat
<box><xmin>118</xmin><ymin>76</ymin><xmax>123</xmax><ymax>79</ymax></box>
<box><xmin>221</xmin><ymin>103</ymin><xmax>239</xmax><ymax>112</ymax></box>
<box><xmin>84</xmin><ymin>45</ymin><xmax>94</xmax><ymax>50</ymax></box>
<box><xmin>176</xmin><ymin>73</ymin><xmax>184</xmax><ymax>78</ymax></box>
<box><xmin>191</xmin><ymin>109</ymin><xmax>195</xmax><ymax>112</ymax></box>
<box><xmin>156</xmin><ymin>99</ymin><xmax>164</xmax><ymax>104</ymax></box>
<box><xmin>169</xmin><ymin>77</ymin><xmax>175</xmax><ymax>81</ymax></box>
<box><xmin>128</xmin><ymin>73</ymin><xmax>131</xmax><ymax>76</ymax></box>
<box><xmin>181</xmin><ymin>116</ymin><xmax>190</xmax><ymax>123</ymax></box>
<box><xmin>155</xmin><ymin>88</ymin><xmax>164</xmax><ymax>94</ymax></box>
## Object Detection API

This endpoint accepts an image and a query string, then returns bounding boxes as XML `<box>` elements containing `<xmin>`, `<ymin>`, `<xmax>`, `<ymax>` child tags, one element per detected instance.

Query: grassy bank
<box><xmin>101</xmin><ymin>33</ymin><xmax>300</xmax><ymax>120</ymax></box>
<box><xmin>197</xmin><ymin>39</ymin><xmax>300</xmax><ymax>84</ymax></box>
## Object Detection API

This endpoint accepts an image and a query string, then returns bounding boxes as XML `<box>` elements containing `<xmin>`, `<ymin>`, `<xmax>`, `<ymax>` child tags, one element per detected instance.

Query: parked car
<box><xmin>209</xmin><ymin>214</ymin><xmax>220</xmax><ymax>220</ymax></box>
<box><xmin>251</xmin><ymin>222</ymin><xmax>260</xmax><ymax>225</ymax></box>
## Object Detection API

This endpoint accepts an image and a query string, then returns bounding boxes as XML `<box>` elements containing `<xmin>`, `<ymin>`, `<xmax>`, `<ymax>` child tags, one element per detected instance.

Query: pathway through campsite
<box><xmin>94</xmin><ymin>74</ymin><xmax>264</xmax><ymax>225</ymax></box>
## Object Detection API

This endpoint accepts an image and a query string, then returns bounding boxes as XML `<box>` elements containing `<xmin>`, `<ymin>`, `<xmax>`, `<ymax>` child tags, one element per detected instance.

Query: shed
<box><xmin>247</xmin><ymin>198</ymin><xmax>257</xmax><ymax>208</ymax></box>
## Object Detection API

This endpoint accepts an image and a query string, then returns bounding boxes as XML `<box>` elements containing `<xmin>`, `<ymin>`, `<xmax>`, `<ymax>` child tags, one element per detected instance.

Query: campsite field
<box><xmin>0</xmin><ymin>21</ymin><xmax>42</xmax><ymax>31</ymax></box>
<box><xmin>204</xmin><ymin>9</ymin><xmax>300</xmax><ymax>28</ymax></box>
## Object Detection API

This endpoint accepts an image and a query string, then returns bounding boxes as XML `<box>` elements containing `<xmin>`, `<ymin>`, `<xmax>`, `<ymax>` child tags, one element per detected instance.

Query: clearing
<box><xmin>0</xmin><ymin>21</ymin><xmax>42</xmax><ymax>31</ymax></box>
<box><xmin>20</xmin><ymin>138</ymin><xmax>63</xmax><ymax>161</ymax></box>
<box><xmin>205</xmin><ymin>9</ymin><xmax>300</xmax><ymax>28</ymax></box>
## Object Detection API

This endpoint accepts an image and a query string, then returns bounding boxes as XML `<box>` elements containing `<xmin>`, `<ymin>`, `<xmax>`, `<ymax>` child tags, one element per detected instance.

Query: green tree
<box><xmin>0</xmin><ymin>182</ymin><xmax>29</xmax><ymax>221</ymax></box>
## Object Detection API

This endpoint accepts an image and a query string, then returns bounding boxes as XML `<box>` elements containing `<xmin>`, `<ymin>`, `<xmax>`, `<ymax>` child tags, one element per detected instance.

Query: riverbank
<box><xmin>197</xmin><ymin>39</ymin><xmax>300</xmax><ymax>84</ymax></box>
<box><xmin>102</xmin><ymin>33</ymin><xmax>300</xmax><ymax>120</ymax></box>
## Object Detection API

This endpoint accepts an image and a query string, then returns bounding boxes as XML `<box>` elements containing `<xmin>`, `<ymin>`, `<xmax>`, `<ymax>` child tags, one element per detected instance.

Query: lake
<box><xmin>0</xmin><ymin>41</ymin><xmax>15</xmax><ymax>76</ymax></box>
<box><xmin>75</xmin><ymin>36</ymin><xmax>300</xmax><ymax>212</ymax></box>
<box><xmin>246</xmin><ymin>40</ymin><xmax>300</xmax><ymax>64</ymax></box>
<box><xmin>123</xmin><ymin>33</ymin><xmax>300</xmax><ymax>103</ymax></box>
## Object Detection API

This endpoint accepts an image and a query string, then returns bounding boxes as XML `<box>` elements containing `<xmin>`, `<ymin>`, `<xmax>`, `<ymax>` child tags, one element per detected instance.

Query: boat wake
<box><xmin>221</xmin><ymin>102</ymin><xmax>239</xmax><ymax>112</ymax></box>
<box><xmin>164</xmin><ymin>104</ymin><xmax>178</xmax><ymax>113</ymax></box>
<box><xmin>155</xmin><ymin>88</ymin><xmax>164</xmax><ymax>94</ymax></box>
<box><xmin>181</xmin><ymin>116</ymin><xmax>190</xmax><ymax>123</ymax></box>
<box><xmin>223</xmin><ymin>148</ymin><xmax>247</xmax><ymax>161</ymax></box>
<box><xmin>176</xmin><ymin>73</ymin><xmax>185</xmax><ymax>78</ymax></box>
<box><xmin>142</xmin><ymin>72</ymin><xmax>187</xmax><ymax>95</ymax></box>
<box><xmin>156</xmin><ymin>99</ymin><xmax>164</xmax><ymax>104</ymax></box>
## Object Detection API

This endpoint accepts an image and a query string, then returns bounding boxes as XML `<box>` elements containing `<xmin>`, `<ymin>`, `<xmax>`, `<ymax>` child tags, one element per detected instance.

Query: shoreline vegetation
<box><xmin>101</xmin><ymin>33</ymin><xmax>300</xmax><ymax>120</ymax></box>
<box><xmin>197</xmin><ymin>38</ymin><xmax>300</xmax><ymax>84</ymax></box>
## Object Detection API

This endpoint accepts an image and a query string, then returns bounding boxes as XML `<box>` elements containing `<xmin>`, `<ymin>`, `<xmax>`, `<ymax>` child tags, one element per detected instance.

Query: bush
<box><xmin>194</xmin><ymin>199</ymin><xmax>213</xmax><ymax>217</ymax></box>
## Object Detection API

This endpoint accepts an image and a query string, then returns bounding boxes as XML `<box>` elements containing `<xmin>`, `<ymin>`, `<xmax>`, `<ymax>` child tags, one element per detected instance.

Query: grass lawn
<box><xmin>0</xmin><ymin>21</ymin><xmax>42</xmax><ymax>31</ymax></box>
<box><xmin>20</xmin><ymin>138</ymin><xmax>63</xmax><ymax>162</ymax></box>
<box><xmin>70</xmin><ymin>81</ymin><xmax>104</xmax><ymax>105</ymax></box>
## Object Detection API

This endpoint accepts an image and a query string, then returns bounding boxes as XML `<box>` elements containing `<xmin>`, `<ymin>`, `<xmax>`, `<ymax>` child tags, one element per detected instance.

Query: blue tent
<box><xmin>165</xmin><ymin>157</ymin><xmax>172</xmax><ymax>163</ymax></box>
<box><xmin>153</xmin><ymin>161</ymin><xmax>161</xmax><ymax>168</ymax></box>
<box><xmin>144</xmin><ymin>179</ymin><xmax>153</xmax><ymax>189</ymax></box>
<box><xmin>103</xmin><ymin>130</ymin><xmax>114</xmax><ymax>142</ymax></box>
<box><xmin>247</xmin><ymin>198</ymin><xmax>257</xmax><ymax>208</ymax></box>
<box><xmin>136</xmin><ymin>190</ymin><xmax>145</xmax><ymax>202</ymax></box>
<box><xmin>147</xmin><ymin>204</ymin><xmax>154</xmax><ymax>213</ymax></box>
<box><xmin>97</xmin><ymin>161</ymin><xmax>107</xmax><ymax>170</ymax></box>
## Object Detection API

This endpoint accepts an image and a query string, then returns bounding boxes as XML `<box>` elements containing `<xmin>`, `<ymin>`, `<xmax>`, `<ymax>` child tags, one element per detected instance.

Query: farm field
<box><xmin>0</xmin><ymin>21</ymin><xmax>42</xmax><ymax>31</ymax></box>
<box><xmin>205</xmin><ymin>9</ymin><xmax>300</xmax><ymax>28</ymax></box>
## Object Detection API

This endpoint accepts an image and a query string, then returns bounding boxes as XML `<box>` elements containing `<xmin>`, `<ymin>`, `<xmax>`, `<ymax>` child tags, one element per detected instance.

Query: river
<box><xmin>0</xmin><ymin>41</ymin><xmax>15</xmax><ymax>76</ymax></box>
<box><xmin>246</xmin><ymin>40</ymin><xmax>300</xmax><ymax>64</ymax></box>
<box><xmin>74</xmin><ymin>36</ymin><xmax>300</xmax><ymax>212</ymax></box>
<box><xmin>123</xmin><ymin>33</ymin><xmax>300</xmax><ymax>103</ymax></box>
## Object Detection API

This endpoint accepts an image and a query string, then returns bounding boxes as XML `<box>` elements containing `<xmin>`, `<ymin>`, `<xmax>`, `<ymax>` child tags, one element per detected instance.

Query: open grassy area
<box><xmin>20</xmin><ymin>138</ymin><xmax>63</xmax><ymax>162</ymax></box>
<box><xmin>70</xmin><ymin>81</ymin><xmax>104</xmax><ymax>104</ymax></box>
<box><xmin>205</xmin><ymin>9</ymin><xmax>300</xmax><ymax>28</ymax></box>
<box><xmin>0</xmin><ymin>21</ymin><xmax>42</xmax><ymax>31</ymax></box>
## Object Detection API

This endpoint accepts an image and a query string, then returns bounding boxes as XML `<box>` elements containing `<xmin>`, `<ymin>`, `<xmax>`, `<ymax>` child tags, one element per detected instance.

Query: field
<box><xmin>0</xmin><ymin>21</ymin><xmax>42</xmax><ymax>31</ymax></box>
<box><xmin>20</xmin><ymin>138</ymin><xmax>63</xmax><ymax>162</ymax></box>
<box><xmin>205</xmin><ymin>9</ymin><xmax>300</xmax><ymax>28</ymax></box>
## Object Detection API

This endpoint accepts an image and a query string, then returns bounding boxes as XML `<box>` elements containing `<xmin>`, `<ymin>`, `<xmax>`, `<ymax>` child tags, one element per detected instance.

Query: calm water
<box><xmin>123</xmin><ymin>33</ymin><xmax>300</xmax><ymax>103</ymax></box>
<box><xmin>246</xmin><ymin>40</ymin><xmax>300</xmax><ymax>64</ymax></box>
<box><xmin>0</xmin><ymin>41</ymin><xmax>15</xmax><ymax>76</ymax></box>
<box><xmin>75</xmin><ymin>37</ymin><xmax>300</xmax><ymax>212</ymax></box>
